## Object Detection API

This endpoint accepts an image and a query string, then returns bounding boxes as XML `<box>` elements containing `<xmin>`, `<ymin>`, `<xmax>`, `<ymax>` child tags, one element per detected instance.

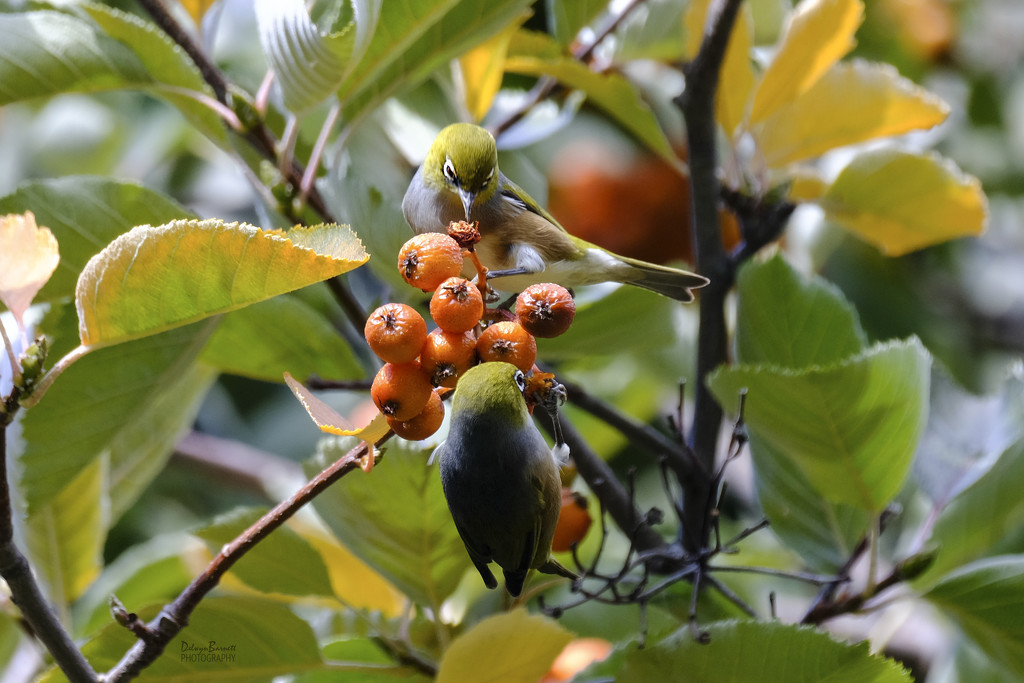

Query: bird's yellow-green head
<box><xmin>424</xmin><ymin>123</ymin><xmax>500</xmax><ymax>220</ymax></box>
<box><xmin>450</xmin><ymin>361</ymin><xmax>529</xmax><ymax>426</ymax></box>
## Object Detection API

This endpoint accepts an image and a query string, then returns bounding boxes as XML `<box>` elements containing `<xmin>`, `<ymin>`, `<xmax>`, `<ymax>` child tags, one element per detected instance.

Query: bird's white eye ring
<box><xmin>443</xmin><ymin>159</ymin><xmax>457</xmax><ymax>183</ymax></box>
<box><xmin>514</xmin><ymin>370</ymin><xmax>526</xmax><ymax>393</ymax></box>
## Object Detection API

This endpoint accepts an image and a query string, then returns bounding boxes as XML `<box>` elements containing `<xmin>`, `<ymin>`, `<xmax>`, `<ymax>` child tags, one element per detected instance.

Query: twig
<box><xmin>1</xmin><ymin>405</ymin><xmax>99</xmax><ymax>682</ymax></box>
<box><xmin>104</xmin><ymin>435</ymin><xmax>390</xmax><ymax>681</ymax></box>
<box><xmin>490</xmin><ymin>0</ymin><xmax>648</xmax><ymax>138</ymax></box>
<box><xmin>534</xmin><ymin>410</ymin><xmax>667</xmax><ymax>560</ymax></box>
<box><xmin>0</xmin><ymin>321</ymin><xmax>21</xmax><ymax>387</ymax></box>
<box><xmin>674</xmin><ymin>0</ymin><xmax>746</xmax><ymax>554</ymax></box>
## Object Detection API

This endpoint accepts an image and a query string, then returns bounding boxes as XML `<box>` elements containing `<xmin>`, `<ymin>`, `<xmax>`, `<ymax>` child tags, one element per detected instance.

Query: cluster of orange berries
<box><xmin>365</xmin><ymin>223</ymin><xmax>577</xmax><ymax>441</ymax></box>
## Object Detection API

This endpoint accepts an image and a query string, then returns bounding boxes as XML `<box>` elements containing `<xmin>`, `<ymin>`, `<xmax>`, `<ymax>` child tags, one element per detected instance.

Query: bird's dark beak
<box><xmin>459</xmin><ymin>188</ymin><xmax>477</xmax><ymax>221</ymax></box>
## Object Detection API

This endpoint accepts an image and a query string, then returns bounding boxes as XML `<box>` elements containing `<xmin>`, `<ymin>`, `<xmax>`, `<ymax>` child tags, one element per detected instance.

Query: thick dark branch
<box><xmin>1</xmin><ymin>416</ymin><xmax>98</xmax><ymax>682</ymax></box>
<box><xmin>535</xmin><ymin>410</ymin><xmax>667</xmax><ymax>559</ymax></box>
<box><xmin>674</xmin><ymin>0</ymin><xmax>746</xmax><ymax>554</ymax></box>
<box><xmin>105</xmin><ymin>436</ymin><xmax>389</xmax><ymax>681</ymax></box>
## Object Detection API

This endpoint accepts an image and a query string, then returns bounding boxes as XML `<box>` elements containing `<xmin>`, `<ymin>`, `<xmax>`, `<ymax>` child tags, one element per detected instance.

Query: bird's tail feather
<box><xmin>620</xmin><ymin>256</ymin><xmax>709</xmax><ymax>302</ymax></box>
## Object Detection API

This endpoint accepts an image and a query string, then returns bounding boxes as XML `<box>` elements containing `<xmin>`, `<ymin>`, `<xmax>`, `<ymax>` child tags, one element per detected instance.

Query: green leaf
<box><xmin>201</xmin><ymin>294</ymin><xmax>361</xmax><ymax>382</ymax></box>
<box><xmin>0</xmin><ymin>177</ymin><xmax>193</xmax><ymax>303</ymax></box>
<box><xmin>921</xmin><ymin>440</ymin><xmax>1024</xmax><ymax>584</ymax></box>
<box><xmin>24</xmin><ymin>458</ymin><xmax>106</xmax><ymax>606</ymax></box>
<box><xmin>547</xmin><ymin>0</ymin><xmax>606</xmax><ymax>46</ymax></box>
<box><xmin>74</xmin><ymin>219</ymin><xmax>368</xmax><ymax>347</ymax></box>
<box><xmin>926</xmin><ymin>556</ymin><xmax>1024</xmax><ymax>678</ymax></box>
<box><xmin>437</xmin><ymin>609</ymin><xmax>573</xmax><ymax>683</ymax></box>
<box><xmin>0</xmin><ymin>11</ymin><xmax>151</xmax><ymax>104</ymax></box>
<box><xmin>338</xmin><ymin>0</ymin><xmax>535</xmax><ymax>125</ymax></box>
<box><xmin>306</xmin><ymin>440</ymin><xmax>472</xmax><ymax>607</ymax></box>
<box><xmin>72</xmin><ymin>534</ymin><xmax>197</xmax><ymax>638</ymax></box>
<box><xmin>735</xmin><ymin>254</ymin><xmax>866</xmax><ymax>367</ymax></box>
<box><xmin>820</xmin><ymin>149</ymin><xmax>988</xmax><ymax>256</ymax></box>
<box><xmin>505</xmin><ymin>30</ymin><xmax>678</xmax><ymax>165</ymax></box>
<box><xmin>536</xmin><ymin>285</ymin><xmax>679</xmax><ymax>360</ymax></box>
<box><xmin>618</xmin><ymin>619</ymin><xmax>910</xmax><ymax>682</ymax></box>
<box><xmin>49</xmin><ymin>597</ymin><xmax>322</xmax><ymax>681</ymax></box>
<box><xmin>749</xmin><ymin>434</ymin><xmax>869</xmax><ymax>571</ymax></box>
<box><xmin>77</xmin><ymin>2</ymin><xmax>226</xmax><ymax>142</ymax></box>
<box><xmin>256</xmin><ymin>0</ymin><xmax>348</xmax><ymax>113</ymax></box>
<box><xmin>17</xmin><ymin>321</ymin><xmax>217</xmax><ymax>513</ymax></box>
<box><xmin>194</xmin><ymin>507</ymin><xmax>336</xmax><ymax>598</ymax></box>
<box><xmin>708</xmin><ymin>338</ymin><xmax>931</xmax><ymax>511</ymax></box>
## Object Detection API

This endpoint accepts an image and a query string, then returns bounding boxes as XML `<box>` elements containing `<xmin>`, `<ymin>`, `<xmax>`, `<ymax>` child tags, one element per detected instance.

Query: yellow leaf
<box><xmin>284</xmin><ymin>372</ymin><xmax>391</xmax><ymax>441</ymax></box>
<box><xmin>785</xmin><ymin>167</ymin><xmax>829</xmax><ymax>201</ymax></box>
<box><xmin>0</xmin><ymin>211</ymin><xmax>60</xmax><ymax>326</ymax></box>
<box><xmin>179</xmin><ymin>0</ymin><xmax>218</xmax><ymax>24</ymax></box>
<box><xmin>437</xmin><ymin>608</ymin><xmax>573</xmax><ymax>683</ymax></box>
<box><xmin>683</xmin><ymin>0</ymin><xmax>712</xmax><ymax>61</ymax></box>
<box><xmin>820</xmin><ymin>149</ymin><xmax>988</xmax><ymax>256</ymax></box>
<box><xmin>459</xmin><ymin>17</ymin><xmax>526</xmax><ymax>122</ymax></box>
<box><xmin>75</xmin><ymin>219</ymin><xmax>368</xmax><ymax>347</ymax></box>
<box><xmin>756</xmin><ymin>60</ymin><xmax>949</xmax><ymax>166</ymax></box>
<box><xmin>717</xmin><ymin>7</ymin><xmax>755</xmax><ymax>136</ymax></box>
<box><xmin>749</xmin><ymin>0</ymin><xmax>864</xmax><ymax>124</ymax></box>
<box><xmin>299</xmin><ymin>525</ymin><xmax>405</xmax><ymax>616</ymax></box>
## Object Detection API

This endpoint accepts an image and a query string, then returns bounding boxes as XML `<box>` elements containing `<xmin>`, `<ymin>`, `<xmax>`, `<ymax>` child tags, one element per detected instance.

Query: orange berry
<box><xmin>476</xmin><ymin>321</ymin><xmax>537</xmax><ymax>372</ymax></box>
<box><xmin>370</xmin><ymin>362</ymin><xmax>433</xmax><ymax>421</ymax></box>
<box><xmin>447</xmin><ymin>220</ymin><xmax>481</xmax><ymax>249</ymax></box>
<box><xmin>364</xmin><ymin>303</ymin><xmax>428</xmax><ymax>364</ymax></box>
<box><xmin>420</xmin><ymin>328</ymin><xmax>477</xmax><ymax>388</ymax></box>
<box><xmin>387</xmin><ymin>389</ymin><xmax>445</xmax><ymax>440</ymax></box>
<box><xmin>551</xmin><ymin>490</ymin><xmax>592</xmax><ymax>553</ymax></box>
<box><xmin>430</xmin><ymin>277</ymin><xmax>484</xmax><ymax>333</ymax></box>
<box><xmin>545</xmin><ymin>638</ymin><xmax>613</xmax><ymax>682</ymax></box>
<box><xmin>397</xmin><ymin>233</ymin><xmax>463</xmax><ymax>292</ymax></box>
<box><xmin>515</xmin><ymin>283</ymin><xmax>576</xmax><ymax>338</ymax></box>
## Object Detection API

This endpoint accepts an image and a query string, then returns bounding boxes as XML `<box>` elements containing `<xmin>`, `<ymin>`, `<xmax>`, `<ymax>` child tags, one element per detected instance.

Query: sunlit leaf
<box><xmin>285</xmin><ymin>373</ymin><xmax>390</xmax><ymax>441</ymax></box>
<box><xmin>756</xmin><ymin>60</ymin><xmax>949</xmax><ymax>166</ymax></box>
<box><xmin>459</xmin><ymin>16</ymin><xmax>524</xmax><ymax>122</ymax></box>
<box><xmin>504</xmin><ymin>30</ymin><xmax>678</xmax><ymax>165</ymax></box>
<box><xmin>201</xmin><ymin>295</ymin><xmax>361</xmax><ymax>383</ymax></box>
<box><xmin>926</xmin><ymin>556</ymin><xmax>1024</xmax><ymax>678</ymax></box>
<box><xmin>437</xmin><ymin>609</ymin><xmax>573</xmax><ymax>683</ymax></box>
<box><xmin>0</xmin><ymin>177</ymin><xmax>193</xmax><ymax>303</ymax></box>
<box><xmin>749</xmin><ymin>0</ymin><xmax>864</xmax><ymax>124</ymax></box>
<box><xmin>24</xmin><ymin>458</ymin><xmax>106</xmax><ymax>606</ymax></box>
<box><xmin>307</xmin><ymin>441</ymin><xmax>472</xmax><ymax>607</ymax></box>
<box><xmin>0</xmin><ymin>212</ymin><xmax>60</xmax><ymax>325</ymax></box>
<box><xmin>709</xmin><ymin>338</ymin><xmax>931</xmax><ymax>512</ymax></box>
<box><xmin>194</xmin><ymin>507</ymin><xmax>336</xmax><ymax>598</ymax></box>
<box><xmin>256</xmin><ymin>0</ymin><xmax>347</xmax><ymax>113</ymax></box>
<box><xmin>618</xmin><ymin>620</ymin><xmax>910</xmax><ymax>682</ymax></box>
<box><xmin>75</xmin><ymin>219</ymin><xmax>368</xmax><ymax>347</ymax></box>
<box><xmin>820</xmin><ymin>149</ymin><xmax>987</xmax><ymax>256</ymax></box>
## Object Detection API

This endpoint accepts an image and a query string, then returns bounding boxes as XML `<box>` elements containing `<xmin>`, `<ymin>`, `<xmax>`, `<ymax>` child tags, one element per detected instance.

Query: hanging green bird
<box><xmin>435</xmin><ymin>362</ymin><xmax>576</xmax><ymax>597</ymax></box>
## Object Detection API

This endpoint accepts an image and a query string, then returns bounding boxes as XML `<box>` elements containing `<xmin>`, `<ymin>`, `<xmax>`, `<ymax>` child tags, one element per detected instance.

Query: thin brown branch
<box><xmin>1</xmin><ymin>409</ymin><xmax>99</xmax><ymax>682</ymax></box>
<box><xmin>104</xmin><ymin>435</ymin><xmax>391</xmax><ymax>681</ymax></box>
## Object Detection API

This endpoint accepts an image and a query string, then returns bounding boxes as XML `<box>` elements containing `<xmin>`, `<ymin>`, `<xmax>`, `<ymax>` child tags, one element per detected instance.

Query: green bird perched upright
<box><xmin>402</xmin><ymin>122</ymin><xmax>710</xmax><ymax>302</ymax></box>
<box><xmin>435</xmin><ymin>362</ymin><xmax>576</xmax><ymax>597</ymax></box>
